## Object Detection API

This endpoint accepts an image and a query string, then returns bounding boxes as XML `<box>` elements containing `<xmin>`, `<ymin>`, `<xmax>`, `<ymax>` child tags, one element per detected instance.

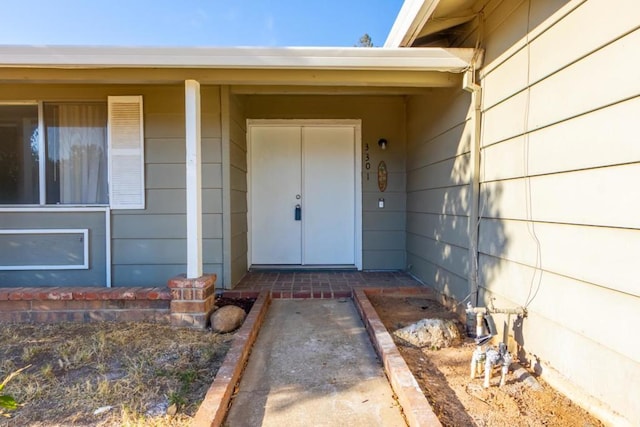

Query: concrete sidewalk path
<box><xmin>223</xmin><ymin>299</ymin><xmax>407</xmax><ymax>427</ymax></box>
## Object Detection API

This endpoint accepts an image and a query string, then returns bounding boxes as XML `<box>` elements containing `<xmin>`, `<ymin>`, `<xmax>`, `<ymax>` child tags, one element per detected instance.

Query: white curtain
<box><xmin>52</xmin><ymin>104</ymin><xmax>107</xmax><ymax>204</ymax></box>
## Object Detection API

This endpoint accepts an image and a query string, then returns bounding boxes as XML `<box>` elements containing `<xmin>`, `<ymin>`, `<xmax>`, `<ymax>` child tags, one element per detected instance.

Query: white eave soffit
<box><xmin>0</xmin><ymin>45</ymin><xmax>475</xmax><ymax>73</ymax></box>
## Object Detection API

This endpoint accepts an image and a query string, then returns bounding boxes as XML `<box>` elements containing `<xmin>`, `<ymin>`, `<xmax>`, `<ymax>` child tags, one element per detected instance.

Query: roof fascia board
<box><xmin>384</xmin><ymin>0</ymin><xmax>442</xmax><ymax>47</ymax></box>
<box><xmin>0</xmin><ymin>45</ymin><xmax>472</xmax><ymax>72</ymax></box>
<box><xmin>0</xmin><ymin>67</ymin><xmax>462</xmax><ymax>87</ymax></box>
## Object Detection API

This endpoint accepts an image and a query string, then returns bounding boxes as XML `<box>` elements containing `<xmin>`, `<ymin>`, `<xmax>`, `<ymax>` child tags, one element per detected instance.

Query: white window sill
<box><xmin>0</xmin><ymin>205</ymin><xmax>110</xmax><ymax>212</ymax></box>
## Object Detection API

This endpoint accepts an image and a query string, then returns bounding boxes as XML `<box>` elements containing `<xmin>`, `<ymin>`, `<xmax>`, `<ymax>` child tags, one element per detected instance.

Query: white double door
<box><xmin>250</xmin><ymin>123</ymin><xmax>358</xmax><ymax>266</ymax></box>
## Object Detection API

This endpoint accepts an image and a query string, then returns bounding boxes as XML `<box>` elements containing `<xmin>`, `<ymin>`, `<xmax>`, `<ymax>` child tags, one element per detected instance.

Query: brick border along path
<box><xmin>194</xmin><ymin>286</ymin><xmax>442</xmax><ymax>427</ymax></box>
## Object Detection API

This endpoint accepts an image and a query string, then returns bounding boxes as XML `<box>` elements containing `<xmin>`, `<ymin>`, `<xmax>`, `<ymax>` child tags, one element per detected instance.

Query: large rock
<box><xmin>210</xmin><ymin>305</ymin><xmax>246</xmax><ymax>333</ymax></box>
<box><xmin>393</xmin><ymin>318</ymin><xmax>461</xmax><ymax>349</ymax></box>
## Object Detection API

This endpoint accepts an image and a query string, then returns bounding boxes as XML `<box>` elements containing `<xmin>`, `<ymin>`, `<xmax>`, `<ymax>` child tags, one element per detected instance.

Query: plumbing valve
<box><xmin>483</xmin><ymin>342</ymin><xmax>512</xmax><ymax>388</ymax></box>
<box><xmin>470</xmin><ymin>344</ymin><xmax>486</xmax><ymax>379</ymax></box>
<box><xmin>466</xmin><ymin>303</ymin><xmax>522</xmax><ymax>387</ymax></box>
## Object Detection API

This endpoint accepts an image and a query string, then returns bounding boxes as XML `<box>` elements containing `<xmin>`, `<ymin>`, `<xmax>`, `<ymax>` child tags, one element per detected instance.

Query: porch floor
<box><xmin>226</xmin><ymin>270</ymin><xmax>425</xmax><ymax>299</ymax></box>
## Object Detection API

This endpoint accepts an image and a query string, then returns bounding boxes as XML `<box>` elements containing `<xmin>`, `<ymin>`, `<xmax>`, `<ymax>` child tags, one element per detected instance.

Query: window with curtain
<box><xmin>45</xmin><ymin>103</ymin><xmax>108</xmax><ymax>205</ymax></box>
<box><xmin>0</xmin><ymin>104</ymin><xmax>39</xmax><ymax>204</ymax></box>
<box><xmin>0</xmin><ymin>98</ymin><xmax>143</xmax><ymax>208</ymax></box>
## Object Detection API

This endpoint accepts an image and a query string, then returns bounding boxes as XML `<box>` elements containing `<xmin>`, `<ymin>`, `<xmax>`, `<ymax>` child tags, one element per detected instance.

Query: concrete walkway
<box><xmin>223</xmin><ymin>299</ymin><xmax>407</xmax><ymax>427</ymax></box>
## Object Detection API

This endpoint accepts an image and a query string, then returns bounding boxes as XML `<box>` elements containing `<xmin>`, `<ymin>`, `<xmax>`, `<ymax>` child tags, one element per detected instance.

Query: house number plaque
<box><xmin>378</xmin><ymin>161</ymin><xmax>387</xmax><ymax>192</ymax></box>
<box><xmin>364</xmin><ymin>143</ymin><xmax>371</xmax><ymax>181</ymax></box>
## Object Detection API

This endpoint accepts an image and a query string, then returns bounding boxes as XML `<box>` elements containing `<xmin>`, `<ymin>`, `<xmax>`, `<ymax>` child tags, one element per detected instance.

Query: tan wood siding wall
<box><xmin>461</xmin><ymin>0</ymin><xmax>639</xmax><ymax>422</ymax></box>
<box><xmin>114</xmin><ymin>85</ymin><xmax>223</xmax><ymax>286</ymax></box>
<box><xmin>229</xmin><ymin>94</ymin><xmax>248</xmax><ymax>285</ymax></box>
<box><xmin>0</xmin><ymin>84</ymin><xmax>224</xmax><ymax>287</ymax></box>
<box><xmin>405</xmin><ymin>88</ymin><xmax>473</xmax><ymax>300</ymax></box>
<box><xmin>244</xmin><ymin>95</ymin><xmax>407</xmax><ymax>270</ymax></box>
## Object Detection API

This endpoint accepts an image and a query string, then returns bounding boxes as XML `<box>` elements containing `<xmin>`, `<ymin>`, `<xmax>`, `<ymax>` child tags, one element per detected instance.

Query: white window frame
<box><xmin>1</xmin><ymin>98</ymin><xmax>146</xmax><ymax>210</ymax></box>
<box><xmin>0</xmin><ymin>228</ymin><xmax>89</xmax><ymax>270</ymax></box>
<box><xmin>0</xmin><ymin>100</ymin><xmax>111</xmax><ymax>208</ymax></box>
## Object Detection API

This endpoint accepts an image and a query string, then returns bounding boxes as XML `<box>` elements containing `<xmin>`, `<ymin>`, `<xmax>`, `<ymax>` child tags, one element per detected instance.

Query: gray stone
<box><xmin>210</xmin><ymin>305</ymin><xmax>246</xmax><ymax>333</ymax></box>
<box><xmin>394</xmin><ymin>318</ymin><xmax>461</xmax><ymax>349</ymax></box>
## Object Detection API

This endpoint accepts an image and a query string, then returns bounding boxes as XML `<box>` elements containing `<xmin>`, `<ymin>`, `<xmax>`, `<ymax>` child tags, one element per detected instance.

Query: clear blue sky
<box><xmin>0</xmin><ymin>0</ymin><xmax>404</xmax><ymax>47</ymax></box>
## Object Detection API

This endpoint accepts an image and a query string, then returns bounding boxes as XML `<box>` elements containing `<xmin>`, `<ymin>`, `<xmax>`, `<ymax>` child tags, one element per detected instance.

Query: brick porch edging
<box><xmin>0</xmin><ymin>287</ymin><xmax>171</xmax><ymax>323</ymax></box>
<box><xmin>192</xmin><ymin>290</ymin><xmax>271</xmax><ymax>427</ymax></box>
<box><xmin>193</xmin><ymin>287</ymin><xmax>441</xmax><ymax>427</ymax></box>
<box><xmin>354</xmin><ymin>288</ymin><xmax>443</xmax><ymax>427</ymax></box>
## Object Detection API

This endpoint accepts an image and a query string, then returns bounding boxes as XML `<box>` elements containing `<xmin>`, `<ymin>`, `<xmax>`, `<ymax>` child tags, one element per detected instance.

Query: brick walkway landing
<box><xmin>225</xmin><ymin>271</ymin><xmax>425</xmax><ymax>299</ymax></box>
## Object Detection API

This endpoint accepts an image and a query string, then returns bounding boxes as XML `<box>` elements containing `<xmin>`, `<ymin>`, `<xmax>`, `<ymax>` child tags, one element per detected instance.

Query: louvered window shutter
<box><xmin>108</xmin><ymin>96</ymin><xmax>145</xmax><ymax>209</ymax></box>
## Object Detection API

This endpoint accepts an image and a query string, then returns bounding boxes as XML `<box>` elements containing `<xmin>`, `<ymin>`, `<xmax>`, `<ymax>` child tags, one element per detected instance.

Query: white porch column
<box><xmin>185</xmin><ymin>79</ymin><xmax>203</xmax><ymax>278</ymax></box>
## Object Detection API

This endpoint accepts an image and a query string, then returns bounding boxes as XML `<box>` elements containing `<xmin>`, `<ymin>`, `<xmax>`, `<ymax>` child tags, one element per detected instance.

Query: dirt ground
<box><xmin>0</xmin><ymin>297</ymin><xmax>257</xmax><ymax>426</ymax></box>
<box><xmin>368</xmin><ymin>294</ymin><xmax>603</xmax><ymax>427</ymax></box>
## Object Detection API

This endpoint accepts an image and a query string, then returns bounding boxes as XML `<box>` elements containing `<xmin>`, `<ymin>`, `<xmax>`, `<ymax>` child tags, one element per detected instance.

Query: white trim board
<box><xmin>0</xmin><ymin>228</ymin><xmax>89</xmax><ymax>270</ymax></box>
<box><xmin>0</xmin><ymin>46</ymin><xmax>476</xmax><ymax>72</ymax></box>
<box><xmin>0</xmin><ymin>206</ymin><xmax>109</xmax><ymax>212</ymax></box>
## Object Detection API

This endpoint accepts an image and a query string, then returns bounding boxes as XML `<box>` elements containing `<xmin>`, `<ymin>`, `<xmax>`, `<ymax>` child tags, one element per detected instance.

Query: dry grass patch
<box><xmin>0</xmin><ymin>322</ymin><xmax>233</xmax><ymax>426</ymax></box>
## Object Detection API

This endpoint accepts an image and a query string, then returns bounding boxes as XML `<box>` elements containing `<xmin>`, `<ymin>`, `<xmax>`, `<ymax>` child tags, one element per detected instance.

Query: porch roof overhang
<box><xmin>0</xmin><ymin>45</ymin><xmax>476</xmax><ymax>89</ymax></box>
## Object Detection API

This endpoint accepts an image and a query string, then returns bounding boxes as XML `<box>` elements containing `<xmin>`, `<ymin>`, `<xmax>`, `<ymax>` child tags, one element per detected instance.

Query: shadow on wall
<box><xmin>406</xmin><ymin>90</ymin><xmax>507</xmax><ymax>312</ymax></box>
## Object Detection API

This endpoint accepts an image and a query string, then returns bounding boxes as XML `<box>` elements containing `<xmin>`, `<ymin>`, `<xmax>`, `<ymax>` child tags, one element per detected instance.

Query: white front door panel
<box><xmin>250</xmin><ymin>126</ymin><xmax>302</xmax><ymax>264</ymax></box>
<box><xmin>250</xmin><ymin>124</ymin><xmax>357</xmax><ymax>266</ymax></box>
<box><xmin>303</xmin><ymin>127</ymin><xmax>355</xmax><ymax>264</ymax></box>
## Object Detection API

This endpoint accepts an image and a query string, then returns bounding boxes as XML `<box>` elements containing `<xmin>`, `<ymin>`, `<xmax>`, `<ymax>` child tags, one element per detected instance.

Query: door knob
<box><xmin>295</xmin><ymin>204</ymin><xmax>302</xmax><ymax>221</ymax></box>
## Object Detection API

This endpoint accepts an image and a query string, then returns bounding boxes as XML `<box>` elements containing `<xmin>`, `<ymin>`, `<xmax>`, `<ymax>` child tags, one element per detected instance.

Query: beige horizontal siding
<box><xmin>407</xmin><ymin>212</ymin><xmax>469</xmax><ymax>249</ymax></box>
<box><xmin>112</xmin><ymin>263</ymin><xmax>223</xmax><ymax>287</ymax></box>
<box><xmin>529</xmin><ymin>0</ymin><xmax>639</xmax><ymax>85</ymax></box>
<box><xmin>482</xmin><ymin>29</ymin><xmax>640</xmax><ymax>142</ymax></box>
<box><xmin>120</xmin><ymin>189</ymin><xmax>223</xmax><ymax>215</ymax></box>
<box><xmin>406</xmin><ymin>88</ymin><xmax>473</xmax><ymax>301</ymax></box>
<box><xmin>229</xmin><ymin>93</ymin><xmax>248</xmax><ymax>285</ymax></box>
<box><xmin>482</xmin><ymin>96</ymin><xmax>640</xmax><ymax>180</ymax></box>
<box><xmin>407</xmin><ymin>186</ymin><xmax>469</xmax><ymax>216</ymax></box>
<box><xmin>112</xmin><ymin>238</ymin><xmax>222</xmax><ymax>265</ymax></box>
<box><xmin>407</xmin><ymin>155</ymin><xmax>471</xmax><ymax>192</ymax></box>
<box><xmin>406</xmin><ymin>121</ymin><xmax>471</xmax><ymax>171</ymax></box>
<box><xmin>407</xmin><ymin>233</ymin><xmax>468</xmax><ymax>279</ymax></box>
<box><xmin>479</xmin><ymin>254</ymin><xmax>640</xmax><ymax>365</ymax></box>
<box><xmin>231</xmin><ymin>213</ymin><xmax>247</xmax><ymax>236</ymax></box>
<box><xmin>472</xmin><ymin>0</ymin><xmax>640</xmax><ymax>423</ymax></box>
<box><xmin>363</xmin><ymin>231</ymin><xmax>406</xmax><ymax>251</ymax></box>
<box><xmin>111</xmin><ymin>214</ymin><xmax>222</xmax><ymax>240</ymax></box>
<box><xmin>528</xmin><ymin>29</ymin><xmax>640</xmax><ymax>128</ymax></box>
<box><xmin>406</xmin><ymin>90</ymin><xmax>472</xmax><ymax>148</ymax></box>
<box><xmin>146</xmin><ymin>138</ymin><xmax>222</xmax><ymax>164</ymax></box>
<box><xmin>481</xmin><ymin>164</ymin><xmax>640</xmax><ymax>228</ymax></box>
<box><xmin>407</xmin><ymin>253</ymin><xmax>469</xmax><ymax>298</ymax></box>
<box><xmin>477</xmin><ymin>0</ymin><xmax>570</xmax><ymax>69</ymax></box>
<box><xmin>479</xmin><ymin>219</ymin><xmax>640</xmax><ymax>297</ymax></box>
<box><xmin>362</xmin><ymin>250</ymin><xmax>405</xmax><ymax>270</ymax></box>
<box><xmin>362</xmin><ymin>211</ymin><xmax>406</xmax><ymax>231</ymax></box>
<box><xmin>145</xmin><ymin>164</ymin><xmax>222</xmax><ymax>189</ymax></box>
